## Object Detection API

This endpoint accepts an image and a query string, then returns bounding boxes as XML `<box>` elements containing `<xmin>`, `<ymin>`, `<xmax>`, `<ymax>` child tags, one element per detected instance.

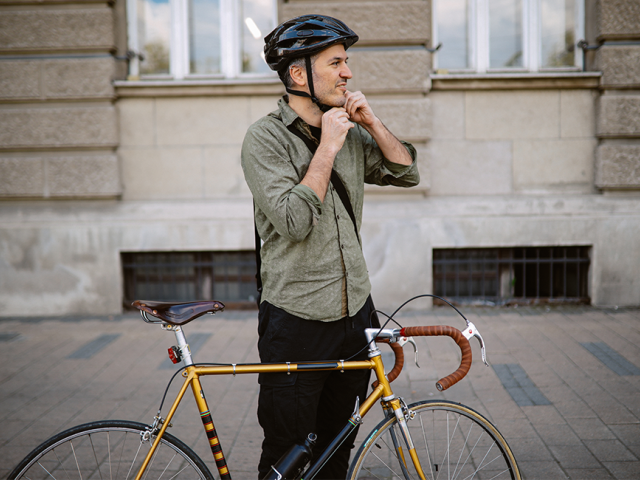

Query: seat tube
<box><xmin>190</xmin><ymin>375</ymin><xmax>231</xmax><ymax>480</ymax></box>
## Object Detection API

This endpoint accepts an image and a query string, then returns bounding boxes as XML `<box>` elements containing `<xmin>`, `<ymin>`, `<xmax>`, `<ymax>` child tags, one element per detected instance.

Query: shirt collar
<box><xmin>277</xmin><ymin>96</ymin><xmax>300</xmax><ymax>127</ymax></box>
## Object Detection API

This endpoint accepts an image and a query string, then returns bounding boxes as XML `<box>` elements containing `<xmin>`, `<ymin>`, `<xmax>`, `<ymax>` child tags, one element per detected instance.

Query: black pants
<box><xmin>256</xmin><ymin>296</ymin><xmax>379</xmax><ymax>480</ymax></box>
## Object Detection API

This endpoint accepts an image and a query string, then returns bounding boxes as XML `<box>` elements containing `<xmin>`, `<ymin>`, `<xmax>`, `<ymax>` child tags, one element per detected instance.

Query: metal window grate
<box><xmin>122</xmin><ymin>251</ymin><xmax>258</xmax><ymax>309</ymax></box>
<box><xmin>433</xmin><ymin>246</ymin><xmax>590</xmax><ymax>306</ymax></box>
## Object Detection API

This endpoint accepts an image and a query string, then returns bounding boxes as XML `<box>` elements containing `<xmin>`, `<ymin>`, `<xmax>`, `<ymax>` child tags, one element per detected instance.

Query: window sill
<box><xmin>430</xmin><ymin>72</ymin><xmax>602</xmax><ymax>90</ymax></box>
<box><xmin>114</xmin><ymin>77</ymin><xmax>284</xmax><ymax>98</ymax></box>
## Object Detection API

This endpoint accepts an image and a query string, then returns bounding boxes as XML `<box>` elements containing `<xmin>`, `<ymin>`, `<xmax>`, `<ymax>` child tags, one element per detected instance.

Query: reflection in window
<box><xmin>434</xmin><ymin>0</ymin><xmax>583</xmax><ymax>73</ymax></box>
<box><xmin>241</xmin><ymin>0</ymin><xmax>274</xmax><ymax>74</ymax></box>
<box><xmin>436</xmin><ymin>0</ymin><xmax>470</xmax><ymax>70</ymax></box>
<box><xmin>189</xmin><ymin>0</ymin><xmax>221</xmax><ymax>74</ymax></box>
<box><xmin>137</xmin><ymin>0</ymin><xmax>171</xmax><ymax>74</ymax></box>
<box><xmin>541</xmin><ymin>0</ymin><xmax>575</xmax><ymax>67</ymax></box>
<box><xmin>129</xmin><ymin>0</ymin><xmax>275</xmax><ymax>79</ymax></box>
<box><xmin>489</xmin><ymin>0</ymin><xmax>523</xmax><ymax>68</ymax></box>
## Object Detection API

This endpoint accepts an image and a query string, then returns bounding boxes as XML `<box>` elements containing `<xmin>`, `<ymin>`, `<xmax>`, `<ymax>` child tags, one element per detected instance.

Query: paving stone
<box><xmin>564</xmin><ymin>468</ymin><xmax>614</xmax><ymax>479</ymax></box>
<box><xmin>534</xmin><ymin>424</ymin><xmax>583</xmax><ymax>446</ymax></box>
<box><xmin>550</xmin><ymin>444</ymin><xmax>602</xmax><ymax>469</ymax></box>
<box><xmin>1</xmin><ymin>308</ymin><xmax>640</xmax><ymax>479</ymax></box>
<box><xmin>584</xmin><ymin>439</ymin><xmax>638</xmax><ymax>462</ymax></box>
<box><xmin>567</xmin><ymin>417</ymin><xmax>618</xmax><ymax>441</ymax></box>
<box><xmin>602</xmin><ymin>461</ymin><xmax>640</xmax><ymax>479</ymax></box>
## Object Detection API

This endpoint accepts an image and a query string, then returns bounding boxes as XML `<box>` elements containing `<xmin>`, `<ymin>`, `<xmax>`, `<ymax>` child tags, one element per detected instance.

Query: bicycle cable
<box><xmin>343</xmin><ymin>293</ymin><xmax>469</xmax><ymax>362</ymax></box>
<box><xmin>157</xmin><ymin>294</ymin><xmax>469</xmax><ymax>413</ymax></box>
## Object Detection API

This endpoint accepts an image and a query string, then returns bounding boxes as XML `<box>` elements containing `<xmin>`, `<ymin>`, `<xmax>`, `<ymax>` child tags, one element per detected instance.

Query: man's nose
<box><xmin>341</xmin><ymin>63</ymin><xmax>352</xmax><ymax>79</ymax></box>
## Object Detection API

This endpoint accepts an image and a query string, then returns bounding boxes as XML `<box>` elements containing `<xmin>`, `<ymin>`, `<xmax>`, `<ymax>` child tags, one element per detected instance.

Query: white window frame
<box><xmin>126</xmin><ymin>0</ymin><xmax>277</xmax><ymax>80</ymax></box>
<box><xmin>433</xmin><ymin>0</ymin><xmax>585</xmax><ymax>73</ymax></box>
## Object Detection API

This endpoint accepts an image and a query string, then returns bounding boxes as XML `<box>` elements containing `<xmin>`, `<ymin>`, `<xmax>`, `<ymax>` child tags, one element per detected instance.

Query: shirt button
<box><xmin>341</xmin><ymin>244</ymin><xmax>344</xmax><ymax>249</ymax></box>
<box><xmin>337</xmin><ymin>214</ymin><xmax>340</xmax><ymax>219</ymax></box>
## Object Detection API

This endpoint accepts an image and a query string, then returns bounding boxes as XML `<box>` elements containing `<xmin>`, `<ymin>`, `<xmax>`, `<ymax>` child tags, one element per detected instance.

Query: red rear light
<box><xmin>168</xmin><ymin>346</ymin><xmax>182</xmax><ymax>364</ymax></box>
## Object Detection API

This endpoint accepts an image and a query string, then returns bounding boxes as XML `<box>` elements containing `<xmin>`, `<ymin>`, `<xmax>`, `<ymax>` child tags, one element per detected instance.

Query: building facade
<box><xmin>0</xmin><ymin>0</ymin><xmax>639</xmax><ymax>316</ymax></box>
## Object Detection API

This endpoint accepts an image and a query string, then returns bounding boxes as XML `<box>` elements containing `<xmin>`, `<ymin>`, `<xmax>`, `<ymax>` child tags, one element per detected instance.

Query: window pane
<box><xmin>138</xmin><ymin>0</ymin><xmax>171</xmax><ymax>74</ymax></box>
<box><xmin>240</xmin><ymin>0</ymin><xmax>274</xmax><ymax>74</ymax></box>
<box><xmin>489</xmin><ymin>0</ymin><xmax>523</xmax><ymax>68</ymax></box>
<box><xmin>189</xmin><ymin>0</ymin><xmax>221</xmax><ymax>74</ymax></box>
<box><xmin>436</xmin><ymin>0</ymin><xmax>470</xmax><ymax>70</ymax></box>
<box><xmin>541</xmin><ymin>0</ymin><xmax>575</xmax><ymax>67</ymax></box>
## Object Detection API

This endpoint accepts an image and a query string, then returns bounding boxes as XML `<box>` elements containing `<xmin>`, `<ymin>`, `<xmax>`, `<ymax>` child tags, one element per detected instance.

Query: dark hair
<box><xmin>279</xmin><ymin>56</ymin><xmax>316</xmax><ymax>88</ymax></box>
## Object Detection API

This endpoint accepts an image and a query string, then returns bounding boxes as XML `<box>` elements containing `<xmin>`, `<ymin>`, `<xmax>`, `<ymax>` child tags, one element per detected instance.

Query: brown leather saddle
<box><xmin>132</xmin><ymin>300</ymin><xmax>225</xmax><ymax>325</ymax></box>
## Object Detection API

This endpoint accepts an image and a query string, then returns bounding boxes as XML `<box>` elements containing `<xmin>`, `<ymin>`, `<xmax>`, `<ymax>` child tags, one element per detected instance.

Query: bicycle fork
<box><xmin>387</xmin><ymin>399</ymin><xmax>428</xmax><ymax>480</ymax></box>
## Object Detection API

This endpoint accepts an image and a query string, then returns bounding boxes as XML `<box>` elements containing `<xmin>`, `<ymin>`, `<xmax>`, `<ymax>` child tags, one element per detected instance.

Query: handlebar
<box><xmin>372</xmin><ymin>325</ymin><xmax>473</xmax><ymax>392</ymax></box>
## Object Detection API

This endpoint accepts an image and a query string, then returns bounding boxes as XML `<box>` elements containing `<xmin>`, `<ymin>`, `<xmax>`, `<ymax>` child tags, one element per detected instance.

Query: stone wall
<box><xmin>594</xmin><ymin>0</ymin><xmax>640</xmax><ymax>191</ymax></box>
<box><xmin>0</xmin><ymin>0</ymin><xmax>120</xmax><ymax>199</ymax></box>
<box><xmin>281</xmin><ymin>0</ymin><xmax>433</xmax><ymax>193</ymax></box>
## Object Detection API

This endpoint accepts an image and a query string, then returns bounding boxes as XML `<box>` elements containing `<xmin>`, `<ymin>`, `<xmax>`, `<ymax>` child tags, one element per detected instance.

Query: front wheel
<box><xmin>8</xmin><ymin>420</ymin><xmax>214</xmax><ymax>480</ymax></box>
<box><xmin>348</xmin><ymin>400</ymin><xmax>520</xmax><ymax>480</ymax></box>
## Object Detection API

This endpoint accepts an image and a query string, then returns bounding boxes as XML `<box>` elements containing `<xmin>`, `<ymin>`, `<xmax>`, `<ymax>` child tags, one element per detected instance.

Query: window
<box><xmin>434</xmin><ymin>0</ymin><xmax>584</xmax><ymax>73</ymax></box>
<box><xmin>433</xmin><ymin>246</ymin><xmax>590</xmax><ymax>306</ymax></box>
<box><xmin>126</xmin><ymin>0</ymin><xmax>276</xmax><ymax>79</ymax></box>
<box><xmin>122</xmin><ymin>251</ymin><xmax>258</xmax><ymax>308</ymax></box>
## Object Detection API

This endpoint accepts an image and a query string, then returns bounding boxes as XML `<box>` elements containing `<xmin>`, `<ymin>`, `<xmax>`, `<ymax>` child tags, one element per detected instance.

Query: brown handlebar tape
<box><xmin>372</xmin><ymin>339</ymin><xmax>405</xmax><ymax>388</ymax></box>
<box><xmin>400</xmin><ymin>325</ymin><xmax>473</xmax><ymax>391</ymax></box>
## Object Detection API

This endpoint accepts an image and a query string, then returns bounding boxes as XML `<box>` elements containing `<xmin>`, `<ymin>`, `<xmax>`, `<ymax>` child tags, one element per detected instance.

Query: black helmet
<box><xmin>264</xmin><ymin>14</ymin><xmax>359</xmax><ymax>72</ymax></box>
<box><xmin>264</xmin><ymin>15</ymin><xmax>358</xmax><ymax>111</ymax></box>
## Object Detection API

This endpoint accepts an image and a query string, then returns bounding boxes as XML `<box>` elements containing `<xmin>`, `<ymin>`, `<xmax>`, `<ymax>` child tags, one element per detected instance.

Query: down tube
<box><xmin>190</xmin><ymin>375</ymin><xmax>232</xmax><ymax>480</ymax></box>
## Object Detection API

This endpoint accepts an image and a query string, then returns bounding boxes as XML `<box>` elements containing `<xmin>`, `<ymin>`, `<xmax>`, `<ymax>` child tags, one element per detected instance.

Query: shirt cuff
<box><xmin>290</xmin><ymin>183</ymin><xmax>323</xmax><ymax>222</ymax></box>
<box><xmin>381</xmin><ymin>141</ymin><xmax>418</xmax><ymax>177</ymax></box>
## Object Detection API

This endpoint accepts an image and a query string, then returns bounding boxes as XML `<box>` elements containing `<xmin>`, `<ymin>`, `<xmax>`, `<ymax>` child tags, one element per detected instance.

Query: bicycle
<box><xmin>9</xmin><ymin>296</ymin><xmax>521</xmax><ymax>480</ymax></box>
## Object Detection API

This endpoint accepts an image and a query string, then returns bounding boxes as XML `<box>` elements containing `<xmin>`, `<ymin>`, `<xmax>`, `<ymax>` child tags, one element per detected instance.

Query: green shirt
<box><xmin>241</xmin><ymin>97</ymin><xmax>419</xmax><ymax>321</ymax></box>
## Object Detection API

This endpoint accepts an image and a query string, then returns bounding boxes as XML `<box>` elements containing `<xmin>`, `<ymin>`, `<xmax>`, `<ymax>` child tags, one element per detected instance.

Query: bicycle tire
<box><xmin>8</xmin><ymin>420</ymin><xmax>215</xmax><ymax>480</ymax></box>
<box><xmin>348</xmin><ymin>400</ymin><xmax>520</xmax><ymax>480</ymax></box>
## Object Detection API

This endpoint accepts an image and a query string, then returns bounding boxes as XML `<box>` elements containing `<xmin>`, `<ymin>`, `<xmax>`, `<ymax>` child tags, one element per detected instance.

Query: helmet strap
<box><xmin>285</xmin><ymin>55</ymin><xmax>332</xmax><ymax>113</ymax></box>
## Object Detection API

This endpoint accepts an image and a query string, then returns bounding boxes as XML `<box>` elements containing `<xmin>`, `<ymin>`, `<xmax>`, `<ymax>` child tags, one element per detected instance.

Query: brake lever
<box><xmin>396</xmin><ymin>336</ymin><xmax>420</xmax><ymax>368</ymax></box>
<box><xmin>461</xmin><ymin>321</ymin><xmax>489</xmax><ymax>366</ymax></box>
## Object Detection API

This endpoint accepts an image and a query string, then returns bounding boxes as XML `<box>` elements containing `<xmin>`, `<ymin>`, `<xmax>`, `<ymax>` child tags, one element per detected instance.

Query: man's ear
<box><xmin>289</xmin><ymin>63</ymin><xmax>306</xmax><ymax>87</ymax></box>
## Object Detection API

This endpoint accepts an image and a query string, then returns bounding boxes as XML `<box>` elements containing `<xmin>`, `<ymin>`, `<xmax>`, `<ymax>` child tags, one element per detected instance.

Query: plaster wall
<box><xmin>1</xmin><ymin>195</ymin><xmax>639</xmax><ymax>316</ymax></box>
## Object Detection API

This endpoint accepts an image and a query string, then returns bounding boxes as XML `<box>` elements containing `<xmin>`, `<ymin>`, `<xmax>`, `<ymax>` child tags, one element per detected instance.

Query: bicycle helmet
<box><xmin>264</xmin><ymin>14</ymin><xmax>359</xmax><ymax>111</ymax></box>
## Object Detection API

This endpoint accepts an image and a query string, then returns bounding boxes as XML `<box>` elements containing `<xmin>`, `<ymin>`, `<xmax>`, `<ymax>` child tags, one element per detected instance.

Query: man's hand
<box><xmin>320</xmin><ymin>107</ymin><xmax>354</xmax><ymax>155</ymax></box>
<box><xmin>344</xmin><ymin>90</ymin><xmax>377</xmax><ymax>128</ymax></box>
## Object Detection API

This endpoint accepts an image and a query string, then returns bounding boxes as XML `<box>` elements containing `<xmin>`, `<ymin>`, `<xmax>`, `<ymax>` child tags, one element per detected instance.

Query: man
<box><xmin>241</xmin><ymin>14</ymin><xmax>420</xmax><ymax>479</ymax></box>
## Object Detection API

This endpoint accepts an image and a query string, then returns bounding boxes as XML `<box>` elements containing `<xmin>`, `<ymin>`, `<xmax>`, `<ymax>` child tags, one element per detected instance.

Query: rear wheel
<box><xmin>348</xmin><ymin>400</ymin><xmax>520</xmax><ymax>480</ymax></box>
<box><xmin>9</xmin><ymin>420</ymin><xmax>214</xmax><ymax>480</ymax></box>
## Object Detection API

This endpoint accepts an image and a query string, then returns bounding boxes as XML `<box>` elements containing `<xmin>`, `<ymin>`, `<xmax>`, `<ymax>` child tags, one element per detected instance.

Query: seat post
<box><xmin>173</xmin><ymin>326</ymin><xmax>194</xmax><ymax>366</ymax></box>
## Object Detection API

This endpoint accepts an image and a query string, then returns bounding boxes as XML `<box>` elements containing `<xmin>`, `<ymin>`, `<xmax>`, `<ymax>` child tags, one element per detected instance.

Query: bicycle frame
<box><xmin>134</xmin><ymin>322</ymin><xmax>427</xmax><ymax>480</ymax></box>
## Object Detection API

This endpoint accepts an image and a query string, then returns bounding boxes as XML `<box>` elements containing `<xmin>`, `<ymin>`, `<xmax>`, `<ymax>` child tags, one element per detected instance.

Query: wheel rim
<box><xmin>351</xmin><ymin>402</ymin><xmax>518</xmax><ymax>480</ymax></box>
<box><xmin>13</xmin><ymin>423</ymin><xmax>211</xmax><ymax>480</ymax></box>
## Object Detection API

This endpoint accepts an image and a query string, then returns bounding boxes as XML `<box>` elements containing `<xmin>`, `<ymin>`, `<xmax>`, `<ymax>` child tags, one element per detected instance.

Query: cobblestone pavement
<box><xmin>1</xmin><ymin>305</ymin><xmax>639</xmax><ymax>479</ymax></box>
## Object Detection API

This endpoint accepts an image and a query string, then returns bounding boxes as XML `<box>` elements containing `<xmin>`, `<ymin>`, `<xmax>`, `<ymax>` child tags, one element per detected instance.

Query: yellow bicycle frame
<box><xmin>134</xmin><ymin>353</ymin><xmax>428</xmax><ymax>480</ymax></box>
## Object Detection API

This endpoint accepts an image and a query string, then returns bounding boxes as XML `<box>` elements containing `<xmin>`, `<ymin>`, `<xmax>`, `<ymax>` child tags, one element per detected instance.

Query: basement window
<box><xmin>433</xmin><ymin>246</ymin><xmax>590</xmax><ymax>306</ymax></box>
<box><xmin>122</xmin><ymin>251</ymin><xmax>258</xmax><ymax>309</ymax></box>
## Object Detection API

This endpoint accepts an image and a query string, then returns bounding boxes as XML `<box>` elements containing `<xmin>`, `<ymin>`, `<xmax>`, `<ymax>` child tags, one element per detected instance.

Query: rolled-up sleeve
<box><xmin>241</xmin><ymin>120</ymin><xmax>322</xmax><ymax>243</ymax></box>
<box><xmin>358</xmin><ymin>126</ymin><xmax>420</xmax><ymax>187</ymax></box>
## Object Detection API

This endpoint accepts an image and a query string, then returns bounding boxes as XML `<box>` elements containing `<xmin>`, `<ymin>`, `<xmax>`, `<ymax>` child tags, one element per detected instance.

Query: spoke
<box><xmin>142</xmin><ymin>440</ymin><xmax>164</xmax><ymax>480</ymax></box>
<box><xmin>70</xmin><ymin>441</ymin><xmax>83</xmax><ymax>480</ymax></box>
<box><xmin>457</xmin><ymin>431</ymin><xmax>485</xmax><ymax>480</ymax></box>
<box><xmin>115</xmin><ymin>431</ymin><xmax>128</xmax><ymax>480</ymax></box>
<box><xmin>90</xmin><ymin>434</ymin><xmax>105</xmax><ymax>480</ymax></box>
<box><xmin>419</xmin><ymin>414</ymin><xmax>435</xmax><ymax>480</ymax></box>
<box><xmin>167</xmin><ymin>464</ymin><xmax>191</xmax><ymax>480</ymax></box>
<box><xmin>451</xmin><ymin>422</ymin><xmax>474</xmax><ymax>480</ymax></box>
<box><xmin>36</xmin><ymin>461</ymin><xmax>58</xmax><ymax>480</ymax></box>
<box><xmin>52</xmin><ymin>447</ymin><xmax>72</xmax><ymax>480</ymax></box>
<box><xmin>158</xmin><ymin>452</ymin><xmax>177</xmax><ymax>480</ymax></box>
<box><xmin>370</xmin><ymin>450</ymin><xmax>406</xmax><ymax>479</ymax></box>
<box><xmin>125</xmin><ymin>441</ymin><xmax>144</xmax><ymax>480</ymax></box>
